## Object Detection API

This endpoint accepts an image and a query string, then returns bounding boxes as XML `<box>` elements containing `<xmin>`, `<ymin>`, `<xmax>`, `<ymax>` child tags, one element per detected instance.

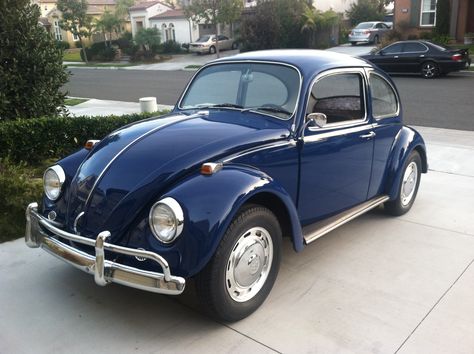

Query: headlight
<box><xmin>149</xmin><ymin>197</ymin><xmax>184</xmax><ymax>244</ymax></box>
<box><xmin>43</xmin><ymin>165</ymin><xmax>66</xmax><ymax>201</ymax></box>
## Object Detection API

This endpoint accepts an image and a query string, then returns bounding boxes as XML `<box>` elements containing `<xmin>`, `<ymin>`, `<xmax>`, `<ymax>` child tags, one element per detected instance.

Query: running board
<box><xmin>303</xmin><ymin>195</ymin><xmax>390</xmax><ymax>244</ymax></box>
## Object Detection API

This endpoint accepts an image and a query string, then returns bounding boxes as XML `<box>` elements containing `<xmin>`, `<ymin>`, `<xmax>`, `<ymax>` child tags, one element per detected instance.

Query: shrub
<box><xmin>0</xmin><ymin>112</ymin><xmax>168</xmax><ymax>164</ymax></box>
<box><xmin>0</xmin><ymin>0</ymin><xmax>69</xmax><ymax>121</ymax></box>
<box><xmin>419</xmin><ymin>31</ymin><xmax>433</xmax><ymax>40</ymax></box>
<box><xmin>160</xmin><ymin>40</ymin><xmax>183</xmax><ymax>54</ymax></box>
<box><xmin>432</xmin><ymin>35</ymin><xmax>451</xmax><ymax>45</ymax></box>
<box><xmin>0</xmin><ymin>158</ymin><xmax>44</xmax><ymax>243</ymax></box>
<box><xmin>75</xmin><ymin>41</ymin><xmax>83</xmax><ymax>48</ymax></box>
<box><xmin>56</xmin><ymin>40</ymin><xmax>70</xmax><ymax>50</ymax></box>
<box><xmin>80</xmin><ymin>41</ymin><xmax>117</xmax><ymax>61</ymax></box>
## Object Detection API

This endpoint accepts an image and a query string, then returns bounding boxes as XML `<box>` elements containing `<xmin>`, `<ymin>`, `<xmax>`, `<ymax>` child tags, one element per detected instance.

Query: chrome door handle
<box><xmin>394</xmin><ymin>55</ymin><xmax>399</xmax><ymax>59</ymax></box>
<box><xmin>359</xmin><ymin>131</ymin><xmax>376</xmax><ymax>139</ymax></box>
<box><xmin>419</xmin><ymin>54</ymin><xmax>425</xmax><ymax>57</ymax></box>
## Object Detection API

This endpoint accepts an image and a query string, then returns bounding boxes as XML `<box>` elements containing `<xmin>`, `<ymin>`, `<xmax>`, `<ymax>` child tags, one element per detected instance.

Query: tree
<box><xmin>435</xmin><ymin>0</ymin><xmax>450</xmax><ymax>36</ymax></box>
<box><xmin>135</xmin><ymin>27</ymin><xmax>161</xmax><ymax>58</ymax></box>
<box><xmin>57</xmin><ymin>0</ymin><xmax>94</xmax><ymax>63</ymax></box>
<box><xmin>0</xmin><ymin>0</ymin><xmax>69</xmax><ymax>121</ymax></box>
<box><xmin>302</xmin><ymin>6</ymin><xmax>340</xmax><ymax>48</ymax></box>
<box><xmin>115</xmin><ymin>0</ymin><xmax>135</xmax><ymax>19</ymax></box>
<box><xmin>240</xmin><ymin>0</ymin><xmax>307</xmax><ymax>52</ymax></box>
<box><xmin>95</xmin><ymin>11</ymin><xmax>121</xmax><ymax>46</ymax></box>
<box><xmin>346</xmin><ymin>0</ymin><xmax>385</xmax><ymax>26</ymax></box>
<box><xmin>184</xmin><ymin>0</ymin><xmax>243</xmax><ymax>57</ymax></box>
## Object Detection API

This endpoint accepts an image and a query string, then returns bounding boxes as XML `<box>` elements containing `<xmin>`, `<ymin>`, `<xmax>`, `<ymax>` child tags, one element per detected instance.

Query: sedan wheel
<box><xmin>421</xmin><ymin>62</ymin><xmax>439</xmax><ymax>79</ymax></box>
<box><xmin>195</xmin><ymin>205</ymin><xmax>281</xmax><ymax>322</ymax></box>
<box><xmin>209</xmin><ymin>46</ymin><xmax>216</xmax><ymax>54</ymax></box>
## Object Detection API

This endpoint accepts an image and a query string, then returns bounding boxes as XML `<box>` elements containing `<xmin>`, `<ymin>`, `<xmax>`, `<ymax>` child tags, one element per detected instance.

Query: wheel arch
<box><xmin>384</xmin><ymin>126</ymin><xmax>428</xmax><ymax>200</ymax></box>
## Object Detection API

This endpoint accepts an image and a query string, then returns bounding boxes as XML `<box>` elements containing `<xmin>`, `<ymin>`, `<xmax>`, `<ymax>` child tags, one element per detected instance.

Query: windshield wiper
<box><xmin>242</xmin><ymin>106</ymin><xmax>292</xmax><ymax>116</ymax></box>
<box><xmin>181</xmin><ymin>103</ymin><xmax>244</xmax><ymax>110</ymax></box>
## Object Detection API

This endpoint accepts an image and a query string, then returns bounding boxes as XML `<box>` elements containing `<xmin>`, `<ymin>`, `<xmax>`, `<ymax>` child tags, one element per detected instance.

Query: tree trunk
<box><xmin>80</xmin><ymin>37</ymin><xmax>88</xmax><ymax>63</ymax></box>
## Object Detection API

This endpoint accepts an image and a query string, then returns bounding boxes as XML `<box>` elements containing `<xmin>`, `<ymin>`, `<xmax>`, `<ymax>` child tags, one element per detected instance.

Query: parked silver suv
<box><xmin>348</xmin><ymin>21</ymin><xmax>391</xmax><ymax>45</ymax></box>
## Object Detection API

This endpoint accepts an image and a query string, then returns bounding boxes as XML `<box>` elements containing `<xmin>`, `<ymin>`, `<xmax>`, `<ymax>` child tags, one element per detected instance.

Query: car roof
<box><xmin>212</xmin><ymin>49</ymin><xmax>372</xmax><ymax>78</ymax></box>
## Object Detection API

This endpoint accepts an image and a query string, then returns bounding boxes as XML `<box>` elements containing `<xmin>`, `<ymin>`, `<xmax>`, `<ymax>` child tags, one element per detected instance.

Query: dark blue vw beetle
<box><xmin>26</xmin><ymin>50</ymin><xmax>427</xmax><ymax>321</ymax></box>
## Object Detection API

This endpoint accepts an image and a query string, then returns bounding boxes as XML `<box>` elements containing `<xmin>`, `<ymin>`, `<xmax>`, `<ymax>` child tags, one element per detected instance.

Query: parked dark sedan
<box><xmin>360</xmin><ymin>40</ymin><xmax>470</xmax><ymax>78</ymax></box>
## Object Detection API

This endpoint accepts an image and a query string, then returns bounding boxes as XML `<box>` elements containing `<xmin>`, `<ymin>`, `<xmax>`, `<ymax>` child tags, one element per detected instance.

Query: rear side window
<box><xmin>403</xmin><ymin>42</ymin><xmax>427</xmax><ymax>53</ymax></box>
<box><xmin>370</xmin><ymin>73</ymin><xmax>398</xmax><ymax>118</ymax></box>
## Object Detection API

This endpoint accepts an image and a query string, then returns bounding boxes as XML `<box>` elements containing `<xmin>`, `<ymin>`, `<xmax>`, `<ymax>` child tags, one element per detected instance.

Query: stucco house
<box><xmin>149</xmin><ymin>9</ymin><xmax>199</xmax><ymax>44</ymax></box>
<box><xmin>393</xmin><ymin>0</ymin><xmax>474</xmax><ymax>42</ymax></box>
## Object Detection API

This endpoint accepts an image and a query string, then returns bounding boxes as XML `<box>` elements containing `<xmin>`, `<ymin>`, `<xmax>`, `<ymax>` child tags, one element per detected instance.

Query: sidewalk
<box><xmin>1</xmin><ymin>122</ymin><xmax>473</xmax><ymax>353</ymax></box>
<box><xmin>65</xmin><ymin>98</ymin><xmax>173</xmax><ymax>116</ymax></box>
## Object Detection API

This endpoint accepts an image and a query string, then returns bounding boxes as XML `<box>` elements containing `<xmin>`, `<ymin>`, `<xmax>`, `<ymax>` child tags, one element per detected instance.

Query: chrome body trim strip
<box><xmin>303</xmin><ymin>124</ymin><xmax>373</xmax><ymax>143</ymax></box>
<box><xmin>83</xmin><ymin>114</ymin><xmax>198</xmax><ymax>210</ymax></box>
<box><xmin>303</xmin><ymin>195</ymin><xmax>389</xmax><ymax>244</ymax></box>
<box><xmin>221</xmin><ymin>141</ymin><xmax>293</xmax><ymax>163</ymax></box>
<box><xmin>25</xmin><ymin>203</ymin><xmax>185</xmax><ymax>295</ymax></box>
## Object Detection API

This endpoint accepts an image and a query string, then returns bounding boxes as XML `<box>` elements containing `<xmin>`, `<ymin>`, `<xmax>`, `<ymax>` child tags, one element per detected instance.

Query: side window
<box><xmin>383</xmin><ymin>43</ymin><xmax>403</xmax><ymax>54</ymax></box>
<box><xmin>307</xmin><ymin>72</ymin><xmax>365</xmax><ymax>124</ymax></box>
<box><xmin>403</xmin><ymin>42</ymin><xmax>427</xmax><ymax>53</ymax></box>
<box><xmin>369</xmin><ymin>73</ymin><xmax>398</xmax><ymax>118</ymax></box>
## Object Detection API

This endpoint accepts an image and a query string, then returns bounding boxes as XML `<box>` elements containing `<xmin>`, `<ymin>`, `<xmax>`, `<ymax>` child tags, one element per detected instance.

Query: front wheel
<box><xmin>385</xmin><ymin>151</ymin><xmax>421</xmax><ymax>216</ymax></box>
<box><xmin>373</xmin><ymin>35</ymin><xmax>379</xmax><ymax>44</ymax></box>
<box><xmin>209</xmin><ymin>46</ymin><xmax>216</xmax><ymax>54</ymax></box>
<box><xmin>195</xmin><ymin>205</ymin><xmax>281</xmax><ymax>322</ymax></box>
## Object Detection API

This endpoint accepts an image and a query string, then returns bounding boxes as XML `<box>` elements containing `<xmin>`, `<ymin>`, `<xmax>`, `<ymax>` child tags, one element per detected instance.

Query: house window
<box><xmin>168</xmin><ymin>23</ymin><xmax>175</xmax><ymax>41</ymax></box>
<box><xmin>162</xmin><ymin>23</ymin><xmax>167</xmax><ymax>41</ymax></box>
<box><xmin>53</xmin><ymin>20</ymin><xmax>62</xmax><ymax>41</ymax></box>
<box><xmin>420</xmin><ymin>0</ymin><xmax>437</xmax><ymax>26</ymax></box>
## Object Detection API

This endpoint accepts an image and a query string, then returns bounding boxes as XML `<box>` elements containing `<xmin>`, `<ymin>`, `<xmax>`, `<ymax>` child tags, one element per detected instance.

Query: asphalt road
<box><xmin>65</xmin><ymin>68</ymin><xmax>474</xmax><ymax>131</ymax></box>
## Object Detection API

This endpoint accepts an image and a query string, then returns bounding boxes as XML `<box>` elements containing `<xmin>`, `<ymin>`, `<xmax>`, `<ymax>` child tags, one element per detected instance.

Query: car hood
<box><xmin>65</xmin><ymin>110</ymin><xmax>289</xmax><ymax>239</ymax></box>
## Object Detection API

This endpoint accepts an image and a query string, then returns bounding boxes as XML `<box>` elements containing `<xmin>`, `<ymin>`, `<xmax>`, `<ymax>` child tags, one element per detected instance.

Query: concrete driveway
<box><xmin>326</xmin><ymin>43</ymin><xmax>376</xmax><ymax>56</ymax></box>
<box><xmin>1</xmin><ymin>126</ymin><xmax>474</xmax><ymax>353</ymax></box>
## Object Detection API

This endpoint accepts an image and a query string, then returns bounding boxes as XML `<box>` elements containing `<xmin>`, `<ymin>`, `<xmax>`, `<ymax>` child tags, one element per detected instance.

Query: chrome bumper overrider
<box><xmin>25</xmin><ymin>203</ymin><xmax>185</xmax><ymax>295</ymax></box>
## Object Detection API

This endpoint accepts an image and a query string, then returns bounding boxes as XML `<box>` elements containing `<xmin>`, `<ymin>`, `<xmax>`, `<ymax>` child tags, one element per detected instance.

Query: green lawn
<box><xmin>65</xmin><ymin>98</ymin><xmax>88</xmax><ymax>106</ymax></box>
<box><xmin>63</xmin><ymin>50</ymin><xmax>82</xmax><ymax>62</ymax></box>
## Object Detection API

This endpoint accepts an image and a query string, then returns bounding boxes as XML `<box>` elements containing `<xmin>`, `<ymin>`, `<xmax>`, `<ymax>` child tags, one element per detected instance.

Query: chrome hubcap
<box><xmin>225</xmin><ymin>227</ymin><xmax>273</xmax><ymax>302</ymax></box>
<box><xmin>401</xmin><ymin>161</ymin><xmax>418</xmax><ymax>206</ymax></box>
<box><xmin>422</xmin><ymin>64</ymin><xmax>436</xmax><ymax>77</ymax></box>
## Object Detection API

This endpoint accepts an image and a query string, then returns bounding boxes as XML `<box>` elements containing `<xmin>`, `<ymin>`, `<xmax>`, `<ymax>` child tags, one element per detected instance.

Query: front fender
<box><xmin>160</xmin><ymin>164</ymin><xmax>303</xmax><ymax>277</ymax></box>
<box><xmin>385</xmin><ymin>126</ymin><xmax>428</xmax><ymax>199</ymax></box>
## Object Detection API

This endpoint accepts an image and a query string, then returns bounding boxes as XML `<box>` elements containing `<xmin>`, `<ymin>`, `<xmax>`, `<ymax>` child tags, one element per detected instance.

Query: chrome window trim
<box><xmin>176</xmin><ymin>60</ymin><xmax>304</xmax><ymax>122</ymax></box>
<box><xmin>382</xmin><ymin>41</ymin><xmax>429</xmax><ymax>55</ymax></box>
<box><xmin>303</xmin><ymin>123</ymin><xmax>373</xmax><ymax>143</ymax></box>
<box><xmin>367</xmin><ymin>70</ymin><xmax>401</xmax><ymax>120</ymax></box>
<box><xmin>304</xmin><ymin>67</ymin><xmax>369</xmax><ymax>133</ymax></box>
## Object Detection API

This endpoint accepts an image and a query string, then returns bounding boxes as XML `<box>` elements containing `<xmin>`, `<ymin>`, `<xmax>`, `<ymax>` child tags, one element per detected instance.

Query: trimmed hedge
<box><xmin>0</xmin><ymin>112</ymin><xmax>168</xmax><ymax>164</ymax></box>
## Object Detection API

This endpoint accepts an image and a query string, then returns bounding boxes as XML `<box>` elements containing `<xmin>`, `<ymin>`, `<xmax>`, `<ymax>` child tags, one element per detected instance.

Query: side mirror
<box><xmin>306</xmin><ymin>112</ymin><xmax>327</xmax><ymax>128</ymax></box>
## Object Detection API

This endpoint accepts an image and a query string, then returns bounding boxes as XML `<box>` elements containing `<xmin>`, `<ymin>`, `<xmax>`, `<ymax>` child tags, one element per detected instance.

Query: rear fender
<box><xmin>385</xmin><ymin>126</ymin><xmax>428</xmax><ymax>199</ymax></box>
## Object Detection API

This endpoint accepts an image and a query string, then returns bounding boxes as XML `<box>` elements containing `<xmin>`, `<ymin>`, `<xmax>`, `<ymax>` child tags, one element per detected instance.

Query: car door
<box><xmin>298</xmin><ymin>69</ymin><xmax>374</xmax><ymax>225</ymax></box>
<box><xmin>398</xmin><ymin>42</ymin><xmax>429</xmax><ymax>73</ymax></box>
<box><xmin>218</xmin><ymin>35</ymin><xmax>230</xmax><ymax>50</ymax></box>
<box><xmin>371</xmin><ymin>43</ymin><xmax>404</xmax><ymax>72</ymax></box>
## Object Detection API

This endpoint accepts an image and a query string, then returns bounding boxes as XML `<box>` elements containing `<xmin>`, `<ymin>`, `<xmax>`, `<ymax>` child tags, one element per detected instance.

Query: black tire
<box><xmin>351</xmin><ymin>42</ymin><xmax>356</xmax><ymax>46</ymax></box>
<box><xmin>421</xmin><ymin>61</ymin><xmax>439</xmax><ymax>79</ymax></box>
<box><xmin>232</xmin><ymin>42</ymin><xmax>238</xmax><ymax>50</ymax></box>
<box><xmin>385</xmin><ymin>151</ymin><xmax>422</xmax><ymax>216</ymax></box>
<box><xmin>209</xmin><ymin>46</ymin><xmax>216</xmax><ymax>54</ymax></box>
<box><xmin>373</xmin><ymin>35</ymin><xmax>379</xmax><ymax>44</ymax></box>
<box><xmin>195</xmin><ymin>205</ymin><xmax>282</xmax><ymax>322</ymax></box>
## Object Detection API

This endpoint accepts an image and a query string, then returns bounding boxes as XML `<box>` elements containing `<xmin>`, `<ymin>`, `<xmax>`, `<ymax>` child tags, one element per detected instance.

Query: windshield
<box><xmin>196</xmin><ymin>35</ymin><xmax>211</xmax><ymax>42</ymax></box>
<box><xmin>355</xmin><ymin>22</ymin><xmax>374</xmax><ymax>29</ymax></box>
<box><xmin>179</xmin><ymin>63</ymin><xmax>301</xmax><ymax>120</ymax></box>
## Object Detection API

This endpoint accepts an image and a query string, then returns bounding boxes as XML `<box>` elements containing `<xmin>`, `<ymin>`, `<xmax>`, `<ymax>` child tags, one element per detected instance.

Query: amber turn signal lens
<box><xmin>85</xmin><ymin>140</ymin><xmax>100</xmax><ymax>150</ymax></box>
<box><xmin>201</xmin><ymin>162</ymin><xmax>223</xmax><ymax>175</ymax></box>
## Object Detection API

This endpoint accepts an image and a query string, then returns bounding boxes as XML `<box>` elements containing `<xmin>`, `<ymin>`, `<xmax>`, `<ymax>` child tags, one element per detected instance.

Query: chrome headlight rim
<box><xmin>43</xmin><ymin>165</ymin><xmax>66</xmax><ymax>201</ymax></box>
<box><xmin>149</xmin><ymin>197</ymin><xmax>184</xmax><ymax>244</ymax></box>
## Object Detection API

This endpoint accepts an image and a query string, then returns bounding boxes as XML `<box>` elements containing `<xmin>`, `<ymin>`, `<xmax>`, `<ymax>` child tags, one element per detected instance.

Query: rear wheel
<box><xmin>209</xmin><ymin>46</ymin><xmax>216</xmax><ymax>54</ymax></box>
<box><xmin>373</xmin><ymin>35</ymin><xmax>379</xmax><ymax>44</ymax></box>
<box><xmin>195</xmin><ymin>205</ymin><xmax>281</xmax><ymax>322</ymax></box>
<box><xmin>351</xmin><ymin>42</ymin><xmax>357</xmax><ymax>46</ymax></box>
<box><xmin>421</xmin><ymin>61</ymin><xmax>439</xmax><ymax>79</ymax></box>
<box><xmin>385</xmin><ymin>151</ymin><xmax>422</xmax><ymax>216</ymax></box>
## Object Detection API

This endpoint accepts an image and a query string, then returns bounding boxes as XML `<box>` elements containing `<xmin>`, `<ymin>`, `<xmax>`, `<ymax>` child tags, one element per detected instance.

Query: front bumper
<box><xmin>25</xmin><ymin>203</ymin><xmax>185</xmax><ymax>295</ymax></box>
